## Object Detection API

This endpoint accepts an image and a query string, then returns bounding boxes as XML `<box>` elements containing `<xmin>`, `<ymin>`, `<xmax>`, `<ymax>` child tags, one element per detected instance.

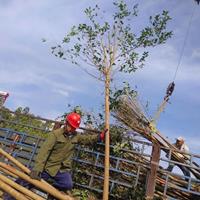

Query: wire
<box><xmin>173</xmin><ymin>5</ymin><xmax>196</xmax><ymax>81</ymax></box>
<box><xmin>152</xmin><ymin>5</ymin><xmax>197</xmax><ymax>125</ymax></box>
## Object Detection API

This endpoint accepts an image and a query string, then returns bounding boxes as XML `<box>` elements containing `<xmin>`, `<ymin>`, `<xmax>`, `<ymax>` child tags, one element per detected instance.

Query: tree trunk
<box><xmin>103</xmin><ymin>73</ymin><xmax>110</xmax><ymax>200</ymax></box>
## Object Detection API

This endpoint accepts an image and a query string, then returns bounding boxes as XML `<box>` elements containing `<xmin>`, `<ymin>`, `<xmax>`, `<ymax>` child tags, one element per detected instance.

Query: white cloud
<box><xmin>129</xmin><ymin>41</ymin><xmax>200</xmax><ymax>86</ymax></box>
<box><xmin>187</xmin><ymin>138</ymin><xmax>200</xmax><ymax>152</ymax></box>
<box><xmin>53</xmin><ymin>89</ymin><xmax>69</xmax><ymax>97</ymax></box>
<box><xmin>192</xmin><ymin>48</ymin><xmax>200</xmax><ymax>59</ymax></box>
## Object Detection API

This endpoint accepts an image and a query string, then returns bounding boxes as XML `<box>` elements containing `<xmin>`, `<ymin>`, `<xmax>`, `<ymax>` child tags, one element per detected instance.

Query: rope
<box><xmin>151</xmin><ymin>100</ymin><xmax>168</xmax><ymax>125</ymax></box>
<box><xmin>173</xmin><ymin>5</ymin><xmax>196</xmax><ymax>81</ymax></box>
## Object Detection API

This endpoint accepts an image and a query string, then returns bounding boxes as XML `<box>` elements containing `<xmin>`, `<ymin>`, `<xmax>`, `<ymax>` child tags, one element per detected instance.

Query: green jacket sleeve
<box><xmin>76</xmin><ymin>133</ymin><xmax>98</xmax><ymax>145</ymax></box>
<box><xmin>33</xmin><ymin>132</ymin><xmax>56</xmax><ymax>172</ymax></box>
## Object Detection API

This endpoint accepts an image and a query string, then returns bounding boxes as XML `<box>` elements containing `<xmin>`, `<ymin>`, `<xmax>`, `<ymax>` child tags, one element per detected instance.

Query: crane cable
<box><xmin>150</xmin><ymin>4</ymin><xmax>197</xmax><ymax>127</ymax></box>
<box><xmin>173</xmin><ymin>4</ymin><xmax>196</xmax><ymax>81</ymax></box>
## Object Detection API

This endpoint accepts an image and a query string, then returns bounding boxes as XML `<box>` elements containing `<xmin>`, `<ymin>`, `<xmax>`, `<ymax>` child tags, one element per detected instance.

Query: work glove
<box><xmin>184</xmin><ymin>156</ymin><xmax>190</xmax><ymax>161</ymax></box>
<box><xmin>30</xmin><ymin>170</ymin><xmax>41</xmax><ymax>180</ymax></box>
<box><xmin>98</xmin><ymin>129</ymin><xmax>108</xmax><ymax>142</ymax></box>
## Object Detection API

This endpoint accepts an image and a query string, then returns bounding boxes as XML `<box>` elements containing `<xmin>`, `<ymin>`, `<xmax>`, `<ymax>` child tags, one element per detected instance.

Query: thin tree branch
<box><xmin>77</xmin><ymin>64</ymin><xmax>104</xmax><ymax>81</ymax></box>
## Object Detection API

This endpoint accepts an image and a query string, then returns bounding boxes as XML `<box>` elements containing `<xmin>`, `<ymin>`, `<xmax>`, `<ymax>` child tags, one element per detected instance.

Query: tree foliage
<box><xmin>0</xmin><ymin>107</ymin><xmax>51</xmax><ymax>138</ymax></box>
<box><xmin>52</xmin><ymin>1</ymin><xmax>172</xmax><ymax>78</ymax></box>
<box><xmin>110</xmin><ymin>82</ymin><xmax>138</xmax><ymax>110</ymax></box>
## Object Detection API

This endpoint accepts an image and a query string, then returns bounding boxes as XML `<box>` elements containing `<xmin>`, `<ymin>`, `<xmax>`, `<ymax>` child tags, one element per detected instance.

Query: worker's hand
<box><xmin>99</xmin><ymin>129</ymin><xmax>108</xmax><ymax>142</ymax></box>
<box><xmin>30</xmin><ymin>170</ymin><xmax>41</xmax><ymax>180</ymax></box>
<box><xmin>184</xmin><ymin>156</ymin><xmax>190</xmax><ymax>161</ymax></box>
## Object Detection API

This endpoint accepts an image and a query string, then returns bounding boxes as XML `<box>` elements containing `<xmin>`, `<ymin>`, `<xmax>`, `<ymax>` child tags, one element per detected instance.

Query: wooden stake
<box><xmin>0</xmin><ymin>167</ymin><xmax>18</xmax><ymax>178</ymax></box>
<box><xmin>0</xmin><ymin>148</ymin><xmax>29</xmax><ymax>173</ymax></box>
<box><xmin>0</xmin><ymin>179</ymin><xmax>28</xmax><ymax>200</ymax></box>
<box><xmin>145</xmin><ymin>144</ymin><xmax>160</xmax><ymax>200</ymax></box>
<box><xmin>0</xmin><ymin>162</ymin><xmax>73</xmax><ymax>200</ymax></box>
<box><xmin>0</xmin><ymin>173</ymin><xmax>45</xmax><ymax>200</ymax></box>
<box><xmin>103</xmin><ymin>72</ymin><xmax>110</xmax><ymax>200</ymax></box>
<box><xmin>0</xmin><ymin>148</ymin><xmax>72</xmax><ymax>199</ymax></box>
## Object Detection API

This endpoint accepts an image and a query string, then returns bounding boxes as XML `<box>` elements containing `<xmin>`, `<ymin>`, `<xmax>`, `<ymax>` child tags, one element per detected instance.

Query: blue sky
<box><xmin>0</xmin><ymin>0</ymin><xmax>199</xmax><ymax>152</ymax></box>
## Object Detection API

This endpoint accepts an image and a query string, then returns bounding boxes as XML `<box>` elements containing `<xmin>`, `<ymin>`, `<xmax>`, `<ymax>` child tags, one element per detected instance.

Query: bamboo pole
<box><xmin>0</xmin><ymin>148</ymin><xmax>29</xmax><ymax>173</ymax></box>
<box><xmin>0</xmin><ymin>173</ymin><xmax>45</xmax><ymax>200</ymax></box>
<box><xmin>0</xmin><ymin>148</ymin><xmax>70</xmax><ymax>197</ymax></box>
<box><xmin>0</xmin><ymin>179</ymin><xmax>28</xmax><ymax>200</ymax></box>
<box><xmin>0</xmin><ymin>167</ymin><xmax>18</xmax><ymax>178</ymax></box>
<box><xmin>0</xmin><ymin>162</ymin><xmax>73</xmax><ymax>200</ymax></box>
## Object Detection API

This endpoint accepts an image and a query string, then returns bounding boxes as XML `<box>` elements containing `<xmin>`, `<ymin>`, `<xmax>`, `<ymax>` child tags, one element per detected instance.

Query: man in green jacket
<box><xmin>3</xmin><ymin>112</ymin><xmax>105</xmax><ymax>200</ymax></box>
<box><xmin>30</xmin><ymin>112</ymin><xmax>104</xmax><ymax>192</ymax></box>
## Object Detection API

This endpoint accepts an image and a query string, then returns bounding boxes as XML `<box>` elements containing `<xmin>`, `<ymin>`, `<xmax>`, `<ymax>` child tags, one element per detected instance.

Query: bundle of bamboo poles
<box><xmin>0</xmin><ymin>148</ymin><xmax>74</xmax><ymax>200</ymax></box>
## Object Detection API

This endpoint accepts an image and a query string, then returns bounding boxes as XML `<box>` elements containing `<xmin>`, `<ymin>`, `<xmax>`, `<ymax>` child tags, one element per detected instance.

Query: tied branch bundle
<box><xmin>112</xmin><ymin>94</ymin><xmax>200</xmax><ymax>198</ymax></box>
<box><xmin>112</xmin><ymin>95</ymin><xmax>153</xmax><ymax>141</ymax></box>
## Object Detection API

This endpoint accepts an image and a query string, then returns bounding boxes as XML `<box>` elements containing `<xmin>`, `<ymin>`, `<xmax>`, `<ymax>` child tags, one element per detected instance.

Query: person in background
<box><xmin>166</xmin><ymin>136</ymin><xmax>190</xmax><ymax>179</ymax></box>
